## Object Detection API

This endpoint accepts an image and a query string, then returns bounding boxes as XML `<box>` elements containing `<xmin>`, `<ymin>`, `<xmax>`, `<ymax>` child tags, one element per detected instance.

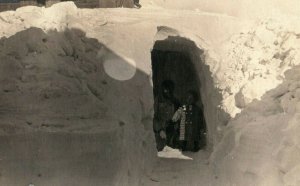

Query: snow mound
<box><xmin>0</xmin><ymin>26</ymin><xmax>156</xmax><ymax>185</ymax></box>
<box><xmin>211</xmin><ymin>67</ymin><xmax>300</xmax><ymax>186</ymax></box>
<box><xmin>209</xmin><ymin>17</ymin><xmax>300</xmax><ymax>186</ymax></box>
<box><xmin>219</xmin><ymin>18</ymin><xmax>300</xmax><ymax>117</ymax></box>
<box><xmin>0</xmin><ymin>2</ymin><xmax>78</xmax><ymax>36</ymax></box>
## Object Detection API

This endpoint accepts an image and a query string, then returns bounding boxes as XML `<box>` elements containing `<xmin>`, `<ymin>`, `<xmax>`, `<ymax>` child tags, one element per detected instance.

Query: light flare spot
<box><xmin>99</xmin><ymin>49</ymin><xmax>136</xmax><ymax>81</ymax></box>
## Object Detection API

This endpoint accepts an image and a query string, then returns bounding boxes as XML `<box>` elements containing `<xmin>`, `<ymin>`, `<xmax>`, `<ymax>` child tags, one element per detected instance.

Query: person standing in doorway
<box><xmin>153</xmin><ymin>80</ymin><xmax>180</xmax><ymax>151</ymax></box>
<box><xmin>172</xmin><ymin>90</ymin><xmax>206</xmax><ymax>152</ymax></box>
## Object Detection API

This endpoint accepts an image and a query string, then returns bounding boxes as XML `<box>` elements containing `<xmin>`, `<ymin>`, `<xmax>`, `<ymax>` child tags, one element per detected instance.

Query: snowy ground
<box><xmin>142</xmin><ymin>150</ymin><xmax>211</xmax><ymax>186</ymax></box>
<box><xmin>0</xmin><ymin>132</ymin><xmax>122</xmax><ymax>186</ymax></box>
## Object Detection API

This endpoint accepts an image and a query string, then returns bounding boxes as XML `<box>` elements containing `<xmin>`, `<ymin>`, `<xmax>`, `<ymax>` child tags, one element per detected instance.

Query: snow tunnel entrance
<box><xmin>151</xmin><ymin>37</ymin><xmax>207</xmax><ymax>152</ymax></box>
<box><xmin>151</xmin><ymin>50</ymin><xmax>201</xmax><ymax>105</ymax></box>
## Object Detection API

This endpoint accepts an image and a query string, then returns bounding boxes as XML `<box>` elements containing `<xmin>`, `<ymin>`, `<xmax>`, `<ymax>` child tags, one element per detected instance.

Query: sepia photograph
<box><xmin>0</xmin><ymin>0</ymin><xmax>300</xmax><ymax>185</ymax></box>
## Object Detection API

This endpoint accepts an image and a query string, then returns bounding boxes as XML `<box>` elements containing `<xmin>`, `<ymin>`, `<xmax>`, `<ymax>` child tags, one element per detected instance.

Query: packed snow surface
<box><xmin>157</xmin><ymin>146</ymin><xmax>193</xmax><ymax>160</ymax></box>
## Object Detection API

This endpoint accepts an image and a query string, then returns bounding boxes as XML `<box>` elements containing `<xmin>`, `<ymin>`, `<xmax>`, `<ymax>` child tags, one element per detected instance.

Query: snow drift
<box><xmin>211</xmin><ymin>66</ymin><xmax>300</xmax><ymax>186</ymax></box>
<box><xmin>211</xmin><ymin>18</ymin><xmax>300</xmax><ymax>186</ymax></box>
<box><xmin>0</xmin><ymin>25</ymin><xmax>155</xmax><ymax>185</ymax></box>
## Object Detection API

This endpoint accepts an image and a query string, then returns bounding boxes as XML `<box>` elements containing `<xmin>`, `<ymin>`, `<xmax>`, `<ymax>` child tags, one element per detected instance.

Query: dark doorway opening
<box><xmin>151</xmin><ymin>48</ymin><xmax>207</xmax><ymax>151</ymax></box>
<box><xmin>151</xmin><ymin>50</ymin><xmax>200</xmax><ymax>104</ymax></box>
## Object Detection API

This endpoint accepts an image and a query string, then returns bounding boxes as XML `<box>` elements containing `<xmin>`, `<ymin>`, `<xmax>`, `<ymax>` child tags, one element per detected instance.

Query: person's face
<box><xmin>186</xmin><ymin>94</ymin><xmax>195</xmax><ymax>105</ymax></box>
<box><xmin>162</xmin><ymin>88</ymin><xmax>172</xmax><ymax>98</ymax></box>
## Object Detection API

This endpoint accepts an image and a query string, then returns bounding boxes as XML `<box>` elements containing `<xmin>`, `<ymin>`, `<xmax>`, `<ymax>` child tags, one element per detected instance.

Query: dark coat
<box><xmin>153</xmin><ymin>96</ymin><xmax>180</xmax><ymax>133</ymax></box>
<box><xmin>184</xmin><ymin>104</ymin><xmax>205</xmax><ymax>142</ymax></box>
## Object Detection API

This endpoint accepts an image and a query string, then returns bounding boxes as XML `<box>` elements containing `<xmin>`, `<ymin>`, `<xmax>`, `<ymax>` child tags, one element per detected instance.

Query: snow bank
<box><xmin>0</xmin><ymin>18</ymin><xmax>155</xmax><ymax>186</ymax></box>
<box><xmin>220</xmin><ymin>18</ymin><xmax>300</xmax><ymax>117</ymax></box>
<box><xmin>211</xmin><ymin>66</ymin><xmax>300</xmax><ymax>186</ymax></box>
<box><xmin>210</xmin><ymin>18</ymin><xmax>300</xmax><ymax>186</ymax></box>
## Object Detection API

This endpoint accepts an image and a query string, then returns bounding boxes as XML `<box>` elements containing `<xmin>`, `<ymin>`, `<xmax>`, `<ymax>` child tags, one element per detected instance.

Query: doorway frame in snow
<box><xmin>151</xmin><ymin>26</ymin><xmax>230</xmax><ymax>151</ymax></box>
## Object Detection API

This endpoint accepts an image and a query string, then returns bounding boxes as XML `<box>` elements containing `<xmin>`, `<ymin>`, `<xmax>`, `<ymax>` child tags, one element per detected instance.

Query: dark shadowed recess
<box><xmin>151</xmin><ymin>37</ymin><xmax>207</xmax><ymax>148</ymax></box>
